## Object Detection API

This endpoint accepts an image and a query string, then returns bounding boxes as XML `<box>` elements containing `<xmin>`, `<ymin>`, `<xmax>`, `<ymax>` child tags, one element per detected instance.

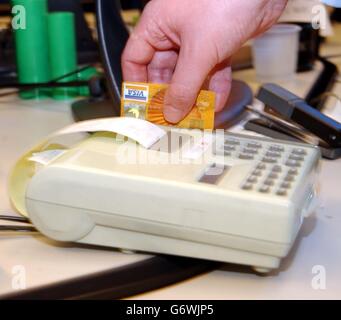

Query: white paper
<box><xmin>53</xmin><ymin>117</ymin><xmax>167</xmax><ymax>149</ymax></box>
<box><xmin>29</xmin><ymin>149</ymin><xmax>67</xmax><ymax>166</ymax></box>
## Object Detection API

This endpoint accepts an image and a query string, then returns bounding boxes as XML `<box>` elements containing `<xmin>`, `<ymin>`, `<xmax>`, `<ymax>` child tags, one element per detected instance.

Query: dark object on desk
<box><xmin>257</xmin><ymin>83</ymin><xmax>341</xmax><ymax>148</ymax></box>
<box><xmin>331</xmin><ymin>8</ymin><xmax>341</xmax><ymax>22</ymax></box>
<box><xmin>305</xmin><ymin>58</ymin><xmax>339</xmax><ymax>109</ymax></box>
<box><xmin>2</xmin><ymin>256</ymin><xmax>219</xmax><ymax>300</ymax></box>
<box><xmin>0</xmin><ymin>65</ymin><xmax>103</xmax><ymax>98</ymax></box>
<box><xmin>120</xmin><ymin>0</ymin><xmax>147</xmax><ymax>10</ymax></box>
<box><xmin>245</xmin><ymin>118</ymin><xmax>341</xmax><ymax>160</ymax></box>
<box><xmin>291</xmin><ymin>22</ymin><xmax>321</xmax><ymax>72</ymax></box>
<box><xmin>246</xmin><ymin>83</ymin><xmax>341</xmax><ymax>159</ymax></box>
<box><xmin>71</xmin><ymin>0</ymin><xmax>127</xmax><ymax>120</ymax></box>
<box><xmin>96</xmin><ymin>0</ymin><xmax>129</xmax><ymax>110</ymax></box>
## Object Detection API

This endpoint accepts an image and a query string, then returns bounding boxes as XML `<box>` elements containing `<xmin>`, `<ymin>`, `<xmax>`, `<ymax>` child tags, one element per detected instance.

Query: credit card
<box><xmin>121</xmin><ymin>82</ymin><xmax>215</xmax><ymax>130</ymax></box>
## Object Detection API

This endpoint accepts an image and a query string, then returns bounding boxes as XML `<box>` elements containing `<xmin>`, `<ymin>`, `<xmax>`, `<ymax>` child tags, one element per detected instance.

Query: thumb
<box><xmin>163</xmin><ymin>44</ymin><xmax>214</xmax><ymax>124</ymax></box>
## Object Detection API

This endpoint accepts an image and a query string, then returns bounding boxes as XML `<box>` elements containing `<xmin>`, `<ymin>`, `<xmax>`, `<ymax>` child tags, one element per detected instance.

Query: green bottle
<box><xmin>47</xmin><ymin>12</ymin><xmax>78</xmax><ymax>100</ymax></box>
<box><xmin>12</xmin><ymin>0</ymin><xmax>51</xmax><ymax>99</ymax></box>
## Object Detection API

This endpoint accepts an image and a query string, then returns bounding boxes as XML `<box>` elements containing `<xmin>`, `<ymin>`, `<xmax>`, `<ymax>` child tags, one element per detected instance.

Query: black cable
<box><xmin>305</xmin><ymin>57</ymin><xmax>339</xmax><ymax>109</ymax></box>
<box><xmin>0</xmin><ymin>215</ymin><xmax>31</xmax><ymax>224</ymax></box>
<box><xmin>0</xmin><ymin>215</ymin><xmax>36</xmax><ymax>233</ymax></box>
<box><xmin>0</xmin><ymin>81</ymin><xmax>91</xmax><ymax>98</ymax></box>
<box><xmin>0</xmin><ymin>65</ymin><xmax>94</xmax><ymax>98</ymax></box>
<box><xmin>0</xmin><ymin>225</ymin><xmax>37</xmax><ymax>232</ymax></box>
<box><xmin>2</xmin><ymin>255</ymin><xmax>219</xmax><ymax>300</ymax></box>
<box><xmin>0</xmin><ymin>80</ymin><xmax>89</xmax><ymax>90</ymax></box>
<box><xmin>49</xmin><ymin>64</ymin><xmax>93</xmax><ymax>83</ymax></box>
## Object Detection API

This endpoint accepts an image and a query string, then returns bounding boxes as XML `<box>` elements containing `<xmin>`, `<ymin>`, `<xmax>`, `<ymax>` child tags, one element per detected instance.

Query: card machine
<box><xmin>24</xmin><ymin>127</ymin><xmax>320</xmax><ymax>273</ymax></box>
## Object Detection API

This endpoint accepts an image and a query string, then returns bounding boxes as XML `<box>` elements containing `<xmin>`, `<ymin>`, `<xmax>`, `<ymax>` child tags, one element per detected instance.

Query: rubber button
<box><xmin>292</xmin><ymin>148</ymin><xmax>307</xmax><ymax>156</ymax></box>
<box><xmin>277</xmin><ymin>188</ymin><xmax>287</xmax><ymax>196</ymax></box>
<box><xmin>263</xmin><ymin>157</ymin><xmax>277</xmax><ymax>163</ymax></box>
<box><xmin>242</xmin><ymin>183</ymin><xmax>253</xmax><ymax>190</ymax></box>
<box><xmin>259</xmin><ymin>185</ymin><xmax>270</xmax><ymax>193</ymax></box>
<box><xmin>272</xmin><ymin>165</ymin><xmax>282</xmax><ymax>173</ymax></box>
<box><xmin>286</xmin><ymin>159</ymin><xmax>301</xmax><ymax>167</ymax></box>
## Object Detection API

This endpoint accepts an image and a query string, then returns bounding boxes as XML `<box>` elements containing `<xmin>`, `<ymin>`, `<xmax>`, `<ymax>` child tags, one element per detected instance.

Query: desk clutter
<box><xmin>11</xmin><ymin>0</ymin><xmax>99</xmax><ymax>100</ymax></box>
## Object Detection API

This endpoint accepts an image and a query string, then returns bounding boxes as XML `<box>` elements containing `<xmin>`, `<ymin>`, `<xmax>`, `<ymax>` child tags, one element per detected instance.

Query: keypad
<box><xmin>214</xmin><ymin>133</ymin><xmax>312</xmax><ymax>197</ymax></box>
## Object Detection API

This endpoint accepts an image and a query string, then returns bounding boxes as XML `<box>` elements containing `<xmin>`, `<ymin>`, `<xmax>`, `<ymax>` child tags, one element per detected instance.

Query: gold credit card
<box><xmin>121</xmin><ymin>82</ymin><xmax>215</xmax><ymax>129</ymax></box>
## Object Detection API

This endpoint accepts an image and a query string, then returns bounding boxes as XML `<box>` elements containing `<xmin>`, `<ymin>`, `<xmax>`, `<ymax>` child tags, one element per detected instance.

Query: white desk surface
<box><xmin>1</xmin><ymin>26</ymin><xmax>341</xmax><ymax>300</ymax></box>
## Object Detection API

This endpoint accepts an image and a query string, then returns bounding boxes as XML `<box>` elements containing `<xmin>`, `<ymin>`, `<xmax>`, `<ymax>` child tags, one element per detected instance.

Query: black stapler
<box><xmin>245</xmin><ymin>83</ymin><xmax>341</xmax><ymax>160</ymax></box>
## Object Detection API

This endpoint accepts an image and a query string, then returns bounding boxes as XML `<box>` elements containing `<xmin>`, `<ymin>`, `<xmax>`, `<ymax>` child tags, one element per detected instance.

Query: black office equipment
<box><xmin>246</xmin><ymin>83</ymin><xmax>341</xmax><ymax>159</ymax></box>
<box><xmin>305</xmin><ymin>58</ymin><xmax>339</xmax><ymax>109</ymax></box>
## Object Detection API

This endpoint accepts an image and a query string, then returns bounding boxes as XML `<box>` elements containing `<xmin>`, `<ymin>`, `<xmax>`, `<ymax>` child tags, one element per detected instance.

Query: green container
<box><xmin>47</xmin><ymin>12</ymin><xmax>78</xmax><ymax>100</ymax></box>
<box><xmin>12</xmin><ymin>0</ymin><xmax>51</xmax><ymax>99</ymax></box>
<box><xmin>77</xmin><ymin>67</ymin><xmax>100</xmax><ymax>96</ymax></box>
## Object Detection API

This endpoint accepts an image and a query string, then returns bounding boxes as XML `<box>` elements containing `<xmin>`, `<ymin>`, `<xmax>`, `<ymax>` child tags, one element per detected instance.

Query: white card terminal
<box><xmin>25</xmin><ymin>124</ymin><xmax>321</xmax><ymax>273</ymax></box>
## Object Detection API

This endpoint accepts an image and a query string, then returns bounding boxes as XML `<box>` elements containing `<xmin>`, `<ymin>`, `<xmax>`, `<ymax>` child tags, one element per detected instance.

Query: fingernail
<box><xmin>163</xmin><ymin>104</ymin><xmax>185</xmax><ymax>124</ymax></box>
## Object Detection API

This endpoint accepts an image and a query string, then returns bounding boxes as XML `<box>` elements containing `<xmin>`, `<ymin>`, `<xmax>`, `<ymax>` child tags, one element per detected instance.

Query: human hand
<box><xmin>122</xmin><ymin>0</ymin><xmax>287</xmax><ymax>123</ymax></box>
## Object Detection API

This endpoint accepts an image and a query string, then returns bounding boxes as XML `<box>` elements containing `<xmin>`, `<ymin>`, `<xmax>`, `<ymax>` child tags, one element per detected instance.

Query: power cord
<box><xmin>0</xmin><ymin>214</ymin><xmax>37</xmax><ymax>233</ymax></box>
<box><xmin>0</xmin><ymin>215</ymin><xmax>30</xmax><ymax>223</ymax></box>
<box><xmin>0</xmin><ymin>65</ymin><xmax>105</xmax><ymax>99</ymax></box>
<box><xmin>0</xmin><ymin>225</ymin><xmax>37</xmax><ymax>232</ymax></box>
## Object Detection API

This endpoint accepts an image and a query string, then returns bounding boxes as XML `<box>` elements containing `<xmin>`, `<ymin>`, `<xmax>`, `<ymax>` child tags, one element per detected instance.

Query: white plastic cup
<box><xmin>252</xmin><ymin>24</ymin><xmax>302</xmax><ymax>82</ymax></box>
